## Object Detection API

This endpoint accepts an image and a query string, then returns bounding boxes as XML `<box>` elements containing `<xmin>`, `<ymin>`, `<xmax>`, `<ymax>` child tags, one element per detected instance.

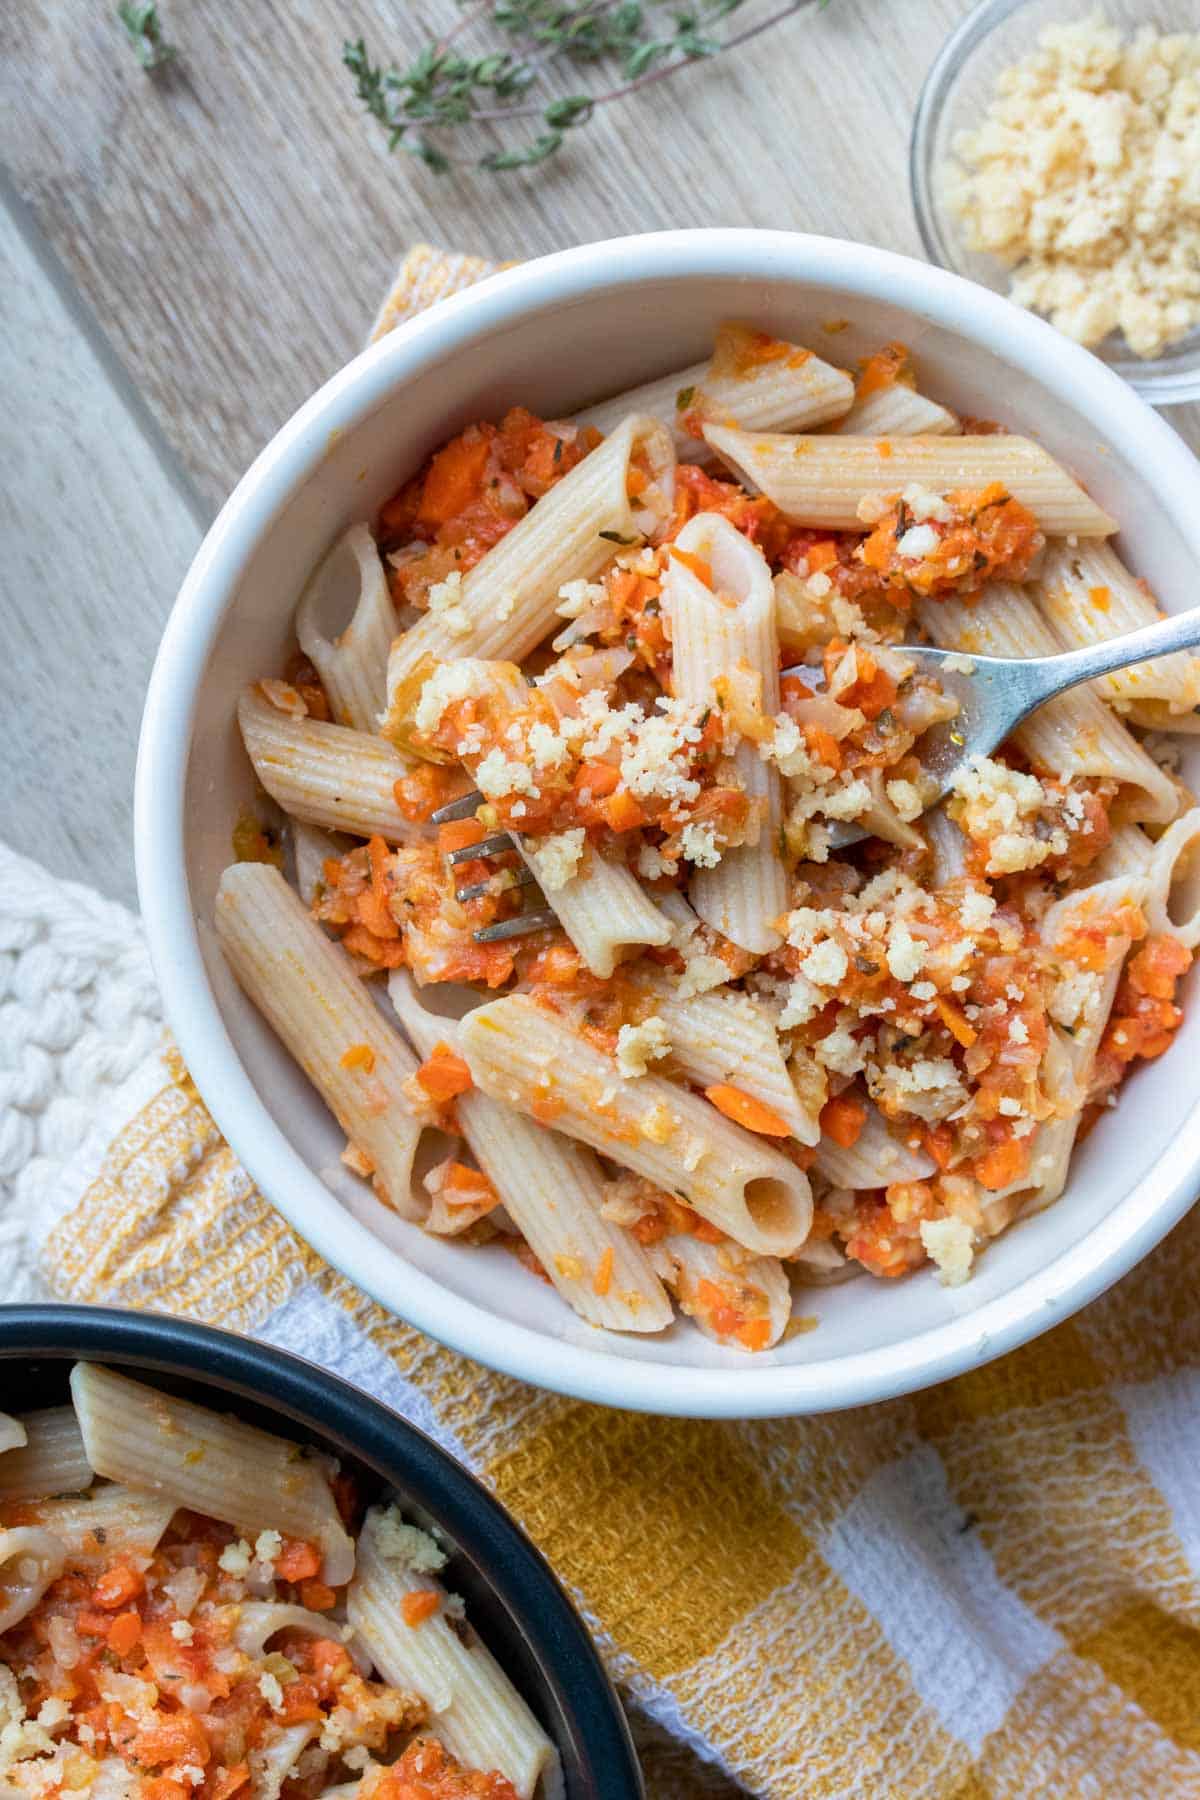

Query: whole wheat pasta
<box><xmin>296</xmin><ymin>522</ymin><xmax>400</xmax><ymax>732</ymax></box>
<box><xmin>703</xmin><ymin>425</ymin><xmax>1118</xmax><ymax>535</ymax></box>
<box><xmin>215</xmin><ymin>863</ymin><xmax>424</xmax><ymax>1218</ymax></box>
<box><xmin>239</xmin><ymin>685</ymin><xmax>417</xmax><ymax>842</ymax></box>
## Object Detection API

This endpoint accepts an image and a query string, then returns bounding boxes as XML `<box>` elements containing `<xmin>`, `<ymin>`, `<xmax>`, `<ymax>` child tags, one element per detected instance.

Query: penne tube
<box><xmin>1098</xmin><ymin>810</ymin><xmax>1200</xmax><ymax>950</ymax></box>
<box><xmin>814</xmin><ymin>1102</ymin><xmax>936</xmax><ymax>1188</ymax></box>
<box><xmin>216</xmin><ymin>862</ymin><xmax>424</xmax><ymax>1218</ymax></box>
<box><xmin>917</xmin><ymin>585</ymin><xmax>1179</xmax><ymax>823</ymax></box>
<box><xmin>389</xmin><ymin>975</ymin><xmax>672</xmax><ymax>1332</ymax></box>
<box><xmin>250</xmin><ymin>1723</ymin><xmax>320</xmax><ymax>1800</ymax></box>
<box><xmin>382</xmin><ymin>415</ymin><xmax>676</xmax><ymax>740</ymax></box>
<box><xmin>348</xmin><ymin>1507</ymin><xmax>558</xmax><ymax>1800</ymax></box>
<box><xmin>296</xmin><ymin>523</ymin><xmax>399</xmax><ymax>733</ymax></box>
<box><xmin>662</xmin><ymin>513</ymin><xmax>787</xmax><ymax>952</ymax></box>
<box><xmin>239</xmin><ymin>686</ymin><xmax>417</xmax><ymax>843</ymax></box>
<box><xmin>459</xmin><ymin>995</ymin><xmax>812</xmax><ymax>1257</ymax></box>
<box><xmin>0</xmin><ymin>1527</ymin><xmax>65</xmax><ymax>1632</ymax></box>
<box><xmin>924</xmin><ymin>805</ymin><xmax>970</xmax><ymax>887</ymax></box>
<box><xmin>834</xmin><ymin>386</ymin><xmax>959</xmax><ymax>437</ymax></box>
<box><xmin>655</xmin><ymin>1232</ymin><xmax>791</xmax><ymax>1351</ymax></box>
<box><xmin>519</xmin><ymin>838</ymin><xmax>671</xmax><ymax>978</ymax></box>
<box><xmin>579</xmin><ymin>322</ymin><xmax>853</xmax><ymax>459</ymax></box>
<box><xmin>70</xmin><ymin>1364</ymin><xmax>356</xmax><ymax>1585</ymax></box>
<box><xmin>289</xmin><ymin>820</ymin><xmax>352</xmax><ymax>908</ymax></box>
<box><xmin>1036</xmin><ymin>540</ymin><xmax>1200</xmax><ymax>730</ymax></box>
<box><xmin>234</xmin><ymin>1602</ymin><xmax>343</xmax><ymax>1658</ymax></box>
<box><xmin>16</xmin><ymin>1484</ymin><xmax>177</xmax><ymax>1565</ymax></box>
<box><xmin>635</xmin><ymin>967</ymin><xmax>818</xmax><ymax>1143</ymax></box>
<box><xmin>703</xmin><ymin>425</ymin><xmax>1118</xmax><ymax>535</ymax></box>
<box><xmin>0</xmin><ymin>1415</ymin><xmax>25</xmax><ymax>1455</ymax></box>
<box><xmin>0</xmin><ymin>1407</ymin><xmax>91</xmax><ymax>1502</ymax></box>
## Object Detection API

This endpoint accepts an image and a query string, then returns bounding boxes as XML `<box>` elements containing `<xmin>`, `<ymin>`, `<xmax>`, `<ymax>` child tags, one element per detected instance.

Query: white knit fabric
<box><xmin>0</xmin><ymin>841</ymin><xmax>163</xmax><ymax>1300</ymax></box>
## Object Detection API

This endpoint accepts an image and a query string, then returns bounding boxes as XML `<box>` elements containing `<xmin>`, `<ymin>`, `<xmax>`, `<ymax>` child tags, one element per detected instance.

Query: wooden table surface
<box><xmin>3</xmin><ymin>0</ymin><xmax>1198</xmax><ymax>905</ymax></box>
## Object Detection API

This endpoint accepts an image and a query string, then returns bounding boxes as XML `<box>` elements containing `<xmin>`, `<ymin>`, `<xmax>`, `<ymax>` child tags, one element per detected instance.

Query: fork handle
<box><xmin>1023</xmin><ymin>602</ymin><xmax>1200</xmax><ymax>711</ymax></box>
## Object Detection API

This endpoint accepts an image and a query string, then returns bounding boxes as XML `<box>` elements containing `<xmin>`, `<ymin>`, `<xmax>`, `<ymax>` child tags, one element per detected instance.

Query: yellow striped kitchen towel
<box><xmin>27</xmin><ymin>246</ymin><xmax>1200</xmax><ymax>1799</ymax></box>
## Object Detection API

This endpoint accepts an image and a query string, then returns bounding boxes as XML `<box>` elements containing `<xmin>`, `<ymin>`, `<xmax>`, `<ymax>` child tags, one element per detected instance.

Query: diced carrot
<box><xmin>437</xmin><ymin>818</ymin><xmax>485</xmax><ymax>855</ymax></box>
<box><xmin>402</xmin><ymin>1589</ymin><xmax>442</xmax><ymax>1627</ymax></box>
<box><xmin>626</xmin><ymin>464</ymin><xmax>649</xmax><ymax>497</ymax></box>
<box><xmin>697</xmin><ymin>1279</ymin><xmax>742</xmax><ymax>1338</ymax></box>
<box><xmin>357</xmin><ymin>836</ymin><xmax>399</xmax><ymax>939</ymax></box>
<box><xmin>142</xmin><ymin>1783</ymin><xmax>189</xmax><ymax>1800</ymax></box>
<box><xmin>1127</xmin><ymin>934</ymin><xmax>1191</xmax><ymax>999</ymax></box>
<box><xmin>593</xmin><ymin>1247</ymin><xmax>614</xmax><ymax>1297</ymax></box>
<box><xmin>440</xmin><ymin>1162</ymin><xmax>500</xmax><ymax>1211</ymax></box>
<box><xmin>819</xmin><ymin>1093</ymin><xmax>866</xmax><ymax>1148</ymax></box>
<box><xmin>416</xmin><ymin>1043</ymin><xmax>474</xmax><ymax>1102</ymax></box>
<box><xmin>736</xmin><ymin>1317</ymin><xmax>772</xmax><ymax>1352</ymax></box>
<box><xmin>574</xmin><ymin>760</ymin><xmax>620</xmax><ymax>801</ymax></box>
<box><xmin>340</xmin><ymin>1043</ymin><xmax>376</xmax><ymax>1073</ymax></box>
<box><xmin>1089</xmin><ymin>584</ymin><xmax>1111</xmax><ymax>613</ymax></box>
<box><xmin>668</xmin><ymin>545</ymin><xmax>714</xmax><ymax>587</ymax></box>
<box><xmin>340</xmin><ymin>924</ymin><xmax>406</xmax><ymax>968</ymax></box>
<box><xmin>309</xmin><ymin>1638</ymin><xmax>353</xmax><ymax>1683</ymax></box>
<box><xmin>92</xmin><ymin>1564</ymin><xmax>144</xmax><ymax>1610</ymax></box>
<box><xmin>923</xmin><ymin>1123</ymin><xmax>954</xmax><ymax>1169</ymax></box>
<box><xmin>602</xmin><ymin>789</ymin><xmax>647</xmax><ymax>834</ymax></box>
<box><xmin>133</xmin><ymin>1712</ymin><xmax>210</xmax><ymax>1768</ymax></box>
<box><xmin>974</xmin><ymin>1137</ymin><xmax>1030</xmax><ymax>1192</ymax></box>
<box><xmin>107</xmin><ymin>1610</ymin><xmax>142</xmax><ymax>1656</ymax></box>
<box><xmin>531</xmin><ymin>1093</ymin><xmax>565</xmax><ymax>1125</ymax></box>
<box><xmin>209</xmin><ymin>1766</ymin><xmax>251</xmax><ymax>1800</ymax></box>
<box><xmin>806</xmin><ymin>539</ymin><xmax>839</xmax><ymax>572</ymax></box>
<box><xmin>856</xmin><ymin>342</ymin><xmax>909</xmax><ymax>399</ymax></box>
<box><xmin>417</xmin><ymin>433</ymin><xmax>492</xmax><ymax>527</ymax></box>
<box><xmin>802</xmin><ymin>723</ymin><xmax>843</xmax><ymax>770</ymax></box>
<box><xmin>300</xmin><ymin>1581</ymin><xmax>337</xmax><ymax>1612</ymax></box>
<box><xmin>704</xmin><ymin>1084</ymin><xmax>792</xmax><ymax>1137</ymax></box>
<box><xmin>274</xmin><ymin>1537</ymin><xmax>322</xmax><ymax>1583</ymax></box>
<box><xmin>935</xmin><ymin>995</ymin><xmax>978</xmax><ymax>1048</ymax></box>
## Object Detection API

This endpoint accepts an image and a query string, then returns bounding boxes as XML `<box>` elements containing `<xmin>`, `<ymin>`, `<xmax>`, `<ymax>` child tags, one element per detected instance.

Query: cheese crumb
<box><xmin>526</xmin><ymin>828</ymin><xmax>586</xmax><ymax>892</ymax></box>
<box><xmin>218</xmin><ymin>1539</ymin><xmax>253</xmax><ymax>1577</ymax></box>
<box><xmin>920</xmin><ymin>1216</ymin><xmax>976</xmax><ymax>1287</ymax></box>
<box><xmin>616</xmin><ymin>1016</ymin><xmax>672</xmax><ymax>1079</ymax></box>
<box><xmin>886</xmin><ymin>778</ymin><xmax>924</xmax><ymax>823</ymax></box>
<box><xmin>427</xmin><ymin>571</ymin><xmax>473</xmax><ymax>638</ymax></box>
<box><xmin>800</xmin><ymin>938</ymin><xmax>849</xmax><ymax>988</ymax></box>
<box><xmin>951</xmin><ymin>755</ymin><xmax>1051</xmax><ymax>877</ymax></box>
<box><xmin>170</xmin><ymin>1620</ymin><xmax>195</xmax><ymax>1644</ymax></box>
<box><xmin>254</xmin><ymin>1529</ymin><xmax>283</xmax><ymax>1564</ymax></box>
<box><xmin>373</xmin><ymin>1506</ymin><xmax>448</xmax><ymax>1574</ymax></box>
<box><xmin>258</xmin><ymin>1672</ymin><xmax>285</xmax><ymax>1711</ymax></box>
<box><xmin>887</xmin><ymin>921</ymin><xmax>927</xmax><ymax>983</ymax></box>
<box><xmin>679</xmin><ymin>822</ymin><xmax>721</xmax><ymax>868</ymax></box>
<box><xmin>475</xmin><ymin>748</ymin><xmax>539</xmax><ymax>801</ymax></box>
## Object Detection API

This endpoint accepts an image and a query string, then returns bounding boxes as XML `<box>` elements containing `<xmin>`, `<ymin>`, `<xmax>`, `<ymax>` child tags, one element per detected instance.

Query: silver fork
<box><xmin>434</xmin><ymin>604</ymin><xmax>1200</xmax><ymax>944</ymax></box>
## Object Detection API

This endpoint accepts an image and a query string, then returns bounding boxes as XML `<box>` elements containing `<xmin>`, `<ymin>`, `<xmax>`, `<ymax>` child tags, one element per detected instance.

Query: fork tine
<box><xmin>473</xmin><ymin>908</ymin><xmax>558</xmax><ymax>943</ymax></box>
<box><xmin>431</xmin><ymin>789</ymin><xmax>485</xmax><ymax>825</ymax></box>
<box><xmin>447</xmin><ymin>833</ymin><xmax>514</xmax><ymax>866</ymax></box>
<box><xmin>455</xmin><ymin>867</ymin><xmax>537</xmax><ymax>904</ymax></box>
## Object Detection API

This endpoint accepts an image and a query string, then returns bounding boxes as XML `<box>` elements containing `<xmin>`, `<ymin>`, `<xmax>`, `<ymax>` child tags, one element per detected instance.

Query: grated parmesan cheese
<box><xmin>920</xmin><ymin>1216</ymin><xmax>977</xmax><ymax>1287</ymax></box>
<box><xmin>616</xmin><ymin>1016</ymin><xmax>672</xmax><ymax>1079</ymax></box>
<box><xmin>947</xmin><ymin>15</ymin><xmax>1200</xmax><ymax>358</ymax></box>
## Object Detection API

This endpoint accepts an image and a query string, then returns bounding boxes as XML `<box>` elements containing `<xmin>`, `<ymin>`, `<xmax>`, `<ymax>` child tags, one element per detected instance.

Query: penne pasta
<box><xmin>296</xmin><ymin>523</ymin><xmax>400</xmax><ymax>732</ymax></box>
<box><xmin>382</xmin><ymin>415</ymin><xmax>676</xmax><ymax>741</ymax></box>
<box><xmin>1099</xmin><ymin>811</ymin><xmax>1200</xmax><ymax>950</ymax></box>
<box><xmin>216</xmin><ymin>862</ymin><xmax>424</xmax><ymax>1218</ymax></box>
<box><xmin>1036</xmin><ymin>540</ymin><xmax>1200</xmax><ymax>730</ymax></box>
<box><xmin>458</xmin><ymin>994</ymin><xmax>812</xmax><ymax>1257</ymax></box>
<box><xmin>834</xmin><ymin>385</ymin><xmax>959</xmax><ymax>437</ymax></box>
<box><xmin>0</xmin><ymin>1415</ymin><xmax>25</xmax><ymax>1456</ymax></box>
<box><xmin>389</xmin><ymin>974</ymin><xmax>673</xmax><ymax>1333</ymax></box>
<box><xmin>347</xmin><ymin>1507</ymin><xmax>558</xmax><ymax>1800</ymax></box>
<box><xmin>579</xmin><ymin>321</ymin><xmax>854</xmax><ymax>459</ymax></box>
<box><xmin>233</xmin><ymin>1601</ymin><xmax>342</xmax><ymax>1658</ymax></box>
<box><xmin>519</xmin><ymin>837</ymin><xmax>671</xmax><ymax>977</ymax></box>
<box><xmin>814</xmin><ymin>1103</ymin><xmax>937</xmax><ymax>1189</ymax></box>
<box><xmin>923</xmin><ymin>805</ymin><xmax>970</xmax><ymax>887</ymax></box>
<box><xmin>0</xmin><ymin>1407</ymin><xmax>91</xmax><ymax>1502</ymax></box>
<box><xmin>655</xmin><ymin>1233</ymin><xmax>792</xmax><ymax>1351</ymax></box>
<box><xmin>917</xmin><ymin>585</ymin><xmax>1179</xmax><ymax>823</ymax></box>
<box><xmin>703</xmin><ymin>425</ymin><xmax>1118</xmax><ymax>535</ymax></box>
<box><xmin>239</xmin><ymin>685</ymin><xmax>417</xmax><ymax>843</ymax></box>
<box><xmin>635</xmin><ymin>967</ymin><xmax>819</xmax><ymax>1144</ymax></box>
<box><xmin>250</xmin><ymin>1723</ymin><xmax>320</xmax><ymax>1800</ymax></box>
<box><xmin>0</xmin><ymin>1528</ymin><xmax>64</xmax><ymax>1632</ymax></box>
<box><xmin>661</xmin><ymin>513</ymin><xmax>787</xmax><ymax>952</ymax></box>
<box><xmin>70</xmin><ymin>1364</ymin><xmax>356</xmax><ymax>1585</ymax></box>
<box><xmin>20</xmin><ymin>1484</ymin><xmax>177</xmax><ymax>1565</ymax></box>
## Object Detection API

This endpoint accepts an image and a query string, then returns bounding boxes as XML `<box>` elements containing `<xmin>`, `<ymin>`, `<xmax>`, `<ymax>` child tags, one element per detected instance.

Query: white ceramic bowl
<box><xmin>137</xmin><ymin>229</ymin><xmax>1200</xmax><ymax>1418</ymax></box>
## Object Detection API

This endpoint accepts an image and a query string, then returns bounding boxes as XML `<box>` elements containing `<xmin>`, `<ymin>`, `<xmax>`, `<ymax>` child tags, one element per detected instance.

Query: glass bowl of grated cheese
<box><xmin>910</xmin><ymin>0</ymin><xmax>1200</xmax><ymax>404</ymax></box>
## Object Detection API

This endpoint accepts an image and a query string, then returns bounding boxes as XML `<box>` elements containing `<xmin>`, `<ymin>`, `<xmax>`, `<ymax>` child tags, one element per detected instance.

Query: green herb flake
<box><xmin>117</xmin><ymin>1</ymin><xmax>176</xmax><ymax>70</ymax></box>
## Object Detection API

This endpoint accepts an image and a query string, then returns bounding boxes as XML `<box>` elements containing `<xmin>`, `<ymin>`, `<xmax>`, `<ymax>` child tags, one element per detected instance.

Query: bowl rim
<box><xmin>136</xmin><ymin>226</ymin><xmax>1200</xmax><ymax>1419</ymax></box>
<box><xmin>0</xmin><ymin>1302</ymin><xmax>643</xmax><ymax>1797</ymax></box>
<box><xmin>907</xmin><ymin>0</ymin><xmax>1200</xmax><ymax>404</ymax></box>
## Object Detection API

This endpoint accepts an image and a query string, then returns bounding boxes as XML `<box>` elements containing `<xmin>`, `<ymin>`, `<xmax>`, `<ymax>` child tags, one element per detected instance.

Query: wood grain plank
<box><xmin>0</xmin><ymin>0</ymin><xmax>972</xmax><ymax>508</ymax></box>
<box><xmin>0</xmin><ymin>186</ymin><xmax>203</xmax><ymax>903</ymax></box>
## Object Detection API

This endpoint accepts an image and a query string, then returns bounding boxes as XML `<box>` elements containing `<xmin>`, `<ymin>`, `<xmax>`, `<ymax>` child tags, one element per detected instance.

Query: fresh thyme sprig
<box><xmin>344</xmin><ymin>0</ymin><xmax>826</xmax><ymax>174</ymax></box>
<box><xmin>117</xmin><ymin>2</ymin><xmax>176</xmax><ymax>70</ymax></box>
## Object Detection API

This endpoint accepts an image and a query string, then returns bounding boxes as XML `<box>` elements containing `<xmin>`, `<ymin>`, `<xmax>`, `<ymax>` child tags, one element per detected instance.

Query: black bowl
<box><xmin>0</xmin><ymin>1304</ymin><xmax>642</xmax><ymax>1800</ymax></box>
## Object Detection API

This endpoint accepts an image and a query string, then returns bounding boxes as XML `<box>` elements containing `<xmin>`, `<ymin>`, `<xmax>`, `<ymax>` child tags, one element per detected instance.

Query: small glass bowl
<box><xmin>910</xmin><ymin>0</ymin><xmax>1200</xmax><ymax>404</ymax></box>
